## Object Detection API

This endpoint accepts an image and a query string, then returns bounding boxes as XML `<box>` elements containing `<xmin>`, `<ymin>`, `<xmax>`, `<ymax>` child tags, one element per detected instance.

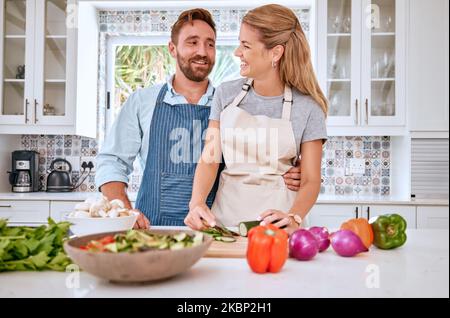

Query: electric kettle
<box><xmin>46</xmin><ymin>158</ymin><xmax>74</xmax><ymax>192</ymax></box>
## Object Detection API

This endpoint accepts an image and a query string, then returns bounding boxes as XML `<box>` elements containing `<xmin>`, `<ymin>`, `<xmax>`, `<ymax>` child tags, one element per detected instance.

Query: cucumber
<box><xmin>238</xmin><ymin>221</ymin><xmax>261</xmax><ymax>237</ymax></box>
<box><xmin>216</xmin><ymin>236</ymin><xmax>237</xmax><ymax>243</ymax></box>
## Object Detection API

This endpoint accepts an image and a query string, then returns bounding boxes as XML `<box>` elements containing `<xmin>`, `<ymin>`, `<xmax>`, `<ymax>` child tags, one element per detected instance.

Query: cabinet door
<box><xmin>307</xmin><ymin>204</ymin><xmax>360</xmax><ymax>230</ymax></box>
<box><xmin>0</xmin><ymin>0</ymin><xmax>35</xmax><ymax>125</ymax></box>
<box><xmin>360</xmin><ymin>0</ymin><xmax>406</xmax><ymax>126</ymax></box>
<box><xmin>318</xmin><ymin>0</ymin><xmax>361</xmax><ymax>126</ymax></box>
<box><xmin>417</xmin><ymin>206</ymin><xmax>449</xmax><ymax>229</ymax></box>
<box><xmin>408</xmin><ymin>0</ymin><xmax>449</xmax><ymax>132</ymax></box>
<box><xmin>33</xmin><ymin>0</ymin><xmax>73</xmax><ymax>125</ymax></box>
<box><xmin>0</xmin><ymin>200</ymin><xmax>49</xmax><ymax>225</ymax></box>
<box><xmin>362</xmin><ymin>205</ymin><xmax>416</xmax><ymax>228</ymax></box>
<box><xmin>50</xmin><ymin>200</ymin><xmax>77</xmax><ymax>222</ymax></box>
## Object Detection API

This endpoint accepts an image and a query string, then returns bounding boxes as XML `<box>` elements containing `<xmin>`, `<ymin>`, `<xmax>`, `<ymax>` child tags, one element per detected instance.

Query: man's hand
<box><xmin>283</xmin><ymin>158</ymin><xmax>302</xmax><ymax>191</ymax></box>
<box><xmin>185</xmin><ymin>203</ymin><xmax>216</xmax><ymax>230</ymax></box>
<box><xmin>131</xmin><ymin>209</ymin><xmax>151</xmax><ymax>229</ymax></box>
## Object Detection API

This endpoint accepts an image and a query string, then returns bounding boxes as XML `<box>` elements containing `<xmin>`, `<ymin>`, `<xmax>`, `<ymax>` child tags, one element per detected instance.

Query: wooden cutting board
<box><xmin>204</xmin><ymin>236</ymin><xmax>248</xmax><ymax>258</ymax></box>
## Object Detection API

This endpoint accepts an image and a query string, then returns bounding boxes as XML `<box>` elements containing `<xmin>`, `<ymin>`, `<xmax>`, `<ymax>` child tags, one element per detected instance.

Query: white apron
<box><xmin>211</xmin><ymin>78</ymin><xmax>301</xmax><ymax>227</ymax></box>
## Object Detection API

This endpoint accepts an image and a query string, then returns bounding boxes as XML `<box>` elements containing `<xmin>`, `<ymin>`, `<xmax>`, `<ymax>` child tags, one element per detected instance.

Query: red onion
<box><xmin>331</xmin><ymin>230</ymin><xmax>369</xmax><ymax>257</ymax></box>
<box><xmin>289</xmin><ymin>229</ymin><xmax>319</xmax><ymax>261</ymax></box>
<box><xmin>309</xmin><ymin>226</ymin><xmax>331</xmax><ymax>252</ymax></box>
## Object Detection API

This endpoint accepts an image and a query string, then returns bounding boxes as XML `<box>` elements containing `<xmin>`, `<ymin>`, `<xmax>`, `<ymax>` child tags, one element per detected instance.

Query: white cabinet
<box><xmin>308</xmin><ymin>203</ymin><xmax>417</xmax><ymax>229</ymax></box>
<box><xmin>0</xmin><ymin>200</ymin><xmax>49</xmax><ymax>225</ymax></box>
<box><xmin>318</xmin><ymin>0</ymin><xmax>406</xmax><ymax>135</ymax></box>
<box><xmin>362</xmin><ymin>204</ymin><xmax>416</xmax><ymax>228</ymax></box>
<box><xmin>408</xmin><ymin>0</ymin><xmax>449</xmax><ymax>134</ymax></box>
<box><xmin>417</xmin><ymin>206</ymin><xmax>449</xmax><ymax>229</ymax></box>
<box><xmin>307</xmin><ymin>204</ymin><xmax>360</xmax><ymax>230</ymax></box>
<box><xmin>0</xmin><ymin>0</ymin><xmax>95</xmax><ymax>137</ymax></box>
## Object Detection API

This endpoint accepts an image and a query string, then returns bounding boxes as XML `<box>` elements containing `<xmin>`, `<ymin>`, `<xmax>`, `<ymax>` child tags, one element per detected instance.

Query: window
<box><xmin>105</xmin><ymin>36</ymin><xmax>241</xmax><ymax>131</ymax></box>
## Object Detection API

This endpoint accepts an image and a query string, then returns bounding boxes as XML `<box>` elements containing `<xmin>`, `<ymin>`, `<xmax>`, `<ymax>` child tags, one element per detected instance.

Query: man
<box><xmin>95</xmin><ymin>8</ymin><xmax>301</xmax><ymax>229</ymax></box>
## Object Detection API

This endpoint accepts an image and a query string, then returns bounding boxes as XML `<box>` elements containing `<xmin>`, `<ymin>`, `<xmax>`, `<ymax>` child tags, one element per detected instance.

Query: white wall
<box><xmin>0</xmin><ymin>135</ymin><xmax>21</xmax><ymax>192</ymax></box>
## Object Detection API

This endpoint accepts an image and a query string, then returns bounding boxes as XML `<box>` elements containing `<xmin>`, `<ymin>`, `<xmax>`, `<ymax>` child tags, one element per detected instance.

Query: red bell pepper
<box><xmin>247</xmin><ymin>224</ymin><xmax>288</xmax><ymax>274</ymax></box>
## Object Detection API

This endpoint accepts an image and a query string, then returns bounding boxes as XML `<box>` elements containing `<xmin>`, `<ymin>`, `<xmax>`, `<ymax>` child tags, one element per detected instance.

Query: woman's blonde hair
<box><xmin>243</xmin><ymin>4</ymin><xmax>328</xmax><ymax>116</ymax></box>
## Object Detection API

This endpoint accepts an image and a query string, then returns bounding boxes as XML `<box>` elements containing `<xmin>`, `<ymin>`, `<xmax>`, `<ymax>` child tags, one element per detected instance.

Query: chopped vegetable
<box><xmin>341</xmin><ymin>218</ymin><xmax>374</xmax><ymax>249</ymax></box>
<box><xmin>79</xmin><ymin>230</ymin><xmax>204</xmax><ymax>253</ymax></box>
<box><xmin>201</xmin><ymin>221</ymin><xmax>239</xmax><ymax>243</ymax></box>
<box><xmin>238</xmin><ymin>221</ymin><xmax>260</xmax><ymax>237</ymax></box>
<box><xmin>246</xmin><ymin>224</ymin><xmax>288</xmax><ymax>274</ymax></box>
<box><xmin>370</xmin><ymin>214</ymin><xmax>407</xmax><ymax>250</ymax></box>
<box><xmin>0</xmin><ymin>218</ymin><xmax>72</xmax><ymax>272</ymax></box>
<box><xmin>216</xmin><ymin>236</ymin><xmax>237</xmax><ymax>243</ymax></box>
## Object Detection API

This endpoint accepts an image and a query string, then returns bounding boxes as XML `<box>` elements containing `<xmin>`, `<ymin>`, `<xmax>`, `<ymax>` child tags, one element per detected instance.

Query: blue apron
<box><xmin>135</xmin><ymin>84</ymin><xmax>218</xmax><ymax>225</ymax></box>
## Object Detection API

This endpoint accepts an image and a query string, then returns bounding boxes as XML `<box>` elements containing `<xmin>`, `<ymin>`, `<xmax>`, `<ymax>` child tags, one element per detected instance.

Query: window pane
<box><xmin>112</xmin><ymin>44</ymin><xmax>241</xmax><ymax>123</ymax></box>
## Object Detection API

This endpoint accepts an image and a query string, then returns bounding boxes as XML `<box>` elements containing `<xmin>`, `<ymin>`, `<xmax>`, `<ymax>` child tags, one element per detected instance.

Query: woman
<box><xmin>185</xmin><ymin>4</ymin><xmax>328</xmax><ymax>234</ymax></box>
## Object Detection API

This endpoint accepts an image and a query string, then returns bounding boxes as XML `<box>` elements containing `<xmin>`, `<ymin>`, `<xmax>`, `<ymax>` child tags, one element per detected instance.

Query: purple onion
<box><xmin>331</xmin><ymin>230</ymin><xmax>369</xmax><ymax>257</ymax></box>
<box><xmin>289</xmin><ymin>229</ymin><xmax>319</xmax><ymax>261</ymax></box>
<box><xmin>309</xmin><ymin>226</ymin><xmax>331</xmax><ymax>252</ymax></box>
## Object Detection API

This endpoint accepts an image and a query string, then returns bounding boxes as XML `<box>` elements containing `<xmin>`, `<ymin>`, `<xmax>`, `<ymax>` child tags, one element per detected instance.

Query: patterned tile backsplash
<box><xmin>320</xmin><ymin>136</ymin><xmax>391</xmax><ymax>196</ymax></box>
<box><xmin>20</xmin><ymin>135</ymin><xmax>390</xmax><ymax>196</ymax></box>
<box><xmin>98</xmin><ymin>8</ymin><xmax>310</xmax><ymax>34</ymax></box>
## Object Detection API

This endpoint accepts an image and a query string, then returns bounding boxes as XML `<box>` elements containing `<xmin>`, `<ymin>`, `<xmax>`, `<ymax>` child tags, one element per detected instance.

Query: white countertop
<box><xmin>0</xmin><ymin>229</ymin><xmax>448</xmax><ymax>298</ymax></box>
<box><xmin>0</xmin><ymin>192</ymin><xmax>448</xmax><ymax>206</ymax></box>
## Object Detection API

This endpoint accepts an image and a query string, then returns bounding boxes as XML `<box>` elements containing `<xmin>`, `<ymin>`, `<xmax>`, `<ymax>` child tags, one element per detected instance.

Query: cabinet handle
<box><xmin>34</xmin><ymin>99</ymin><xmax>38</xmax><ymax>123</ymax></box>
<box><xmin>367</xmin><ymin>206</ymin><xmax>370</xmax><ymax>220</ymax></box>
<box><xmin>25</xmin><ymin>99</ymin><xmax>29</xmax><ymax>123</ymax></box>
<box><xmin>355</xmin><ymin>206</ymin><xmax>359</xmax><ymax>218</ymax></box>
<box><xmin>0</xmin><ymin>205</ymin><xmax>12</xmax><ymax>208</ymax></box>
<box><xmin>365</xmin><ymin>98</ymin><xmax>369</xmax><ymax>124</ymax></box>
<box><xmin>355</xmin><ymin>99</ymin><xmax>359</xmax><ymax>125</ymax></box>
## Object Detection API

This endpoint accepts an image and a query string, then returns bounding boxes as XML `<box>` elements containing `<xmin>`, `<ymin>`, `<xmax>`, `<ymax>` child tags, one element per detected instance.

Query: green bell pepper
<box><xmin>371</xmin><ymin>214</ymin><xmax>407</xmax><ymax>250</ymax></box>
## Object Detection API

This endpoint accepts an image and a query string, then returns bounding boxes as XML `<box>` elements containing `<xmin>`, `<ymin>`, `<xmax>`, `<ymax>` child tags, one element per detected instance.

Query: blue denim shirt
<box><xmin>95</xmin><ymin>75</ymin><xmax>215</xmax><ymax>189</ymax></box>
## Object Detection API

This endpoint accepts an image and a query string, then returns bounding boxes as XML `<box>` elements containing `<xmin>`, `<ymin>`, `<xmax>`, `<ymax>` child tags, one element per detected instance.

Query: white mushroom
<box><xmin>89</xmin><ymin>201</ymin><xmax>103</xmax><ymax>217</ymax></box>
<box><xmin>74</xmin><ymin>202</ymin><xmax>91</xmax><ymax>212</ymax></box>
<box><xmin>98</xmin><ymin>209</ymin><xmax>108</xmax><ymax>218</ymax></box>
<box><xmin>100</xmin><ymin>196</ymin><xmax>112</xmax><ymax>211</ymax></box>
<box><xmin>118</xmin><ymin>209</ymin><xmax>130</xmax><ymax>217</ymax></box>
<box><xmin>70</xmin><ymin>210</ymin><xmax>90</xmax><ymax>218</ymax></box>
<box><xmin>108</xmin><ymin>208</ymin><xmax>120</xmax><ymax>218</ymax></box>
<box><xmin>110</xmin><ymin>199</ymin><xmax>125</xmax><ymax>210</ymax></box>
<box><xmin>89</xmin><ymin>197</ymin><xmax>112</xmax><ymax>217</ymax></box>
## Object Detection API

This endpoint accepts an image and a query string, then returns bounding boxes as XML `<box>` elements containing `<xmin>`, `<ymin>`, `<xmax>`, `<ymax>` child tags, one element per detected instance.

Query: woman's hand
<box><xmin>258</xmin><ymin>209</ymin><xmax>300</xmax><ymax>235</ymax></box>
<box><xmin>283</xmin><ymin>159</ymin><xmax>302</xmax><ymax>191</ymax></box>
<box><xmin>185</xmin><ymin>203</ymin><xmax>217</xmax><ymax>230</ymax></box>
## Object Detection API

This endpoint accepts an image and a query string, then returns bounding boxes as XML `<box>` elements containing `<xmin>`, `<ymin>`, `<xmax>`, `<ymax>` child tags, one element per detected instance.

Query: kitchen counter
<box><xmin>0</xmin><ymin>229</ymin><xmax>448</xmax><ymax>298</ymax></box>
<box><xmin>0</xmin><ymin>192</ymin><xmax>448</xmax><ymax>206</ymax></box>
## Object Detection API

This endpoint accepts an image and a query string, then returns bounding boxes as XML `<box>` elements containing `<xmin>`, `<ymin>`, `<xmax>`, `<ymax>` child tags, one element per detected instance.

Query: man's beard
<box><xmin>177</xmin><ymin>54</ymin><xmax>214</xmax><ymax>82</ymax></box>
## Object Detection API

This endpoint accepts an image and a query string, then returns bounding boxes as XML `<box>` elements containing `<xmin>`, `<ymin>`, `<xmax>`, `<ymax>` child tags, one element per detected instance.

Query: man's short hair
<box><xmin>171</xmin><ymin>8</ymin><xmax>216</xmax><ymax>44</ymax></box>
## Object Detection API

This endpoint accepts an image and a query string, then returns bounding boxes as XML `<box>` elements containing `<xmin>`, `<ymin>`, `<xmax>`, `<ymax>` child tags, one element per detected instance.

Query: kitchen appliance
<box><xmin>8</xmin><ymin>150</ymin><xmax>40</xmax><ymax>193</ymax></box>
<box><xmin>46</xmin><ymin>158</ymin><xmax>92</xmax><ymax>192</ymax></box>
<box><xmin>46</xmin><ymin>158</ymin><xmax>74</xmax><ymax>192</ymax></box>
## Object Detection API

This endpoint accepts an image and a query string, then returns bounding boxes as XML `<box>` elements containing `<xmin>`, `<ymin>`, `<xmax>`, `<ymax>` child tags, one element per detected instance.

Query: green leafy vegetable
<box><xmin>0</xmin><ymin>218</ymin><xmax>72</xmax><ymax>272</ymax></box>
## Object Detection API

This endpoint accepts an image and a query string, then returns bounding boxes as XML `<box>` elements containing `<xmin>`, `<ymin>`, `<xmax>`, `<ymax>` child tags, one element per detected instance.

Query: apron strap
<box><xmin>228</xmin><ymin>78</ymin><xmax>254</xmax><ymax>108</ymax></box>
<box><xmin>229</xmin><ymin>79</ymin><xmax>292</xmax><ymax>120</ymax></box>
<box><xmin>281</xmin><ymin>85</ymin><xmax>293</xmax><ymax>120</ymax></box>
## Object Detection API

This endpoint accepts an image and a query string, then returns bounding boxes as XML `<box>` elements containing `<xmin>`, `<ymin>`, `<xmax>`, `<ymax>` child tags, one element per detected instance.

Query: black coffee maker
<box><xmin>8</xmin><ymin>150</ymin><xmax>40</xmax><ymax>192</ymax></box>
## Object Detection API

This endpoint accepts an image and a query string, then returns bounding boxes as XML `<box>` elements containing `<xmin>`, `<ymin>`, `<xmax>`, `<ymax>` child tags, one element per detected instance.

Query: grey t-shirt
<box><xmin>209</xmin><ymin>78</ymin><xmax>328</xmax><ymax>154</ymax></box>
